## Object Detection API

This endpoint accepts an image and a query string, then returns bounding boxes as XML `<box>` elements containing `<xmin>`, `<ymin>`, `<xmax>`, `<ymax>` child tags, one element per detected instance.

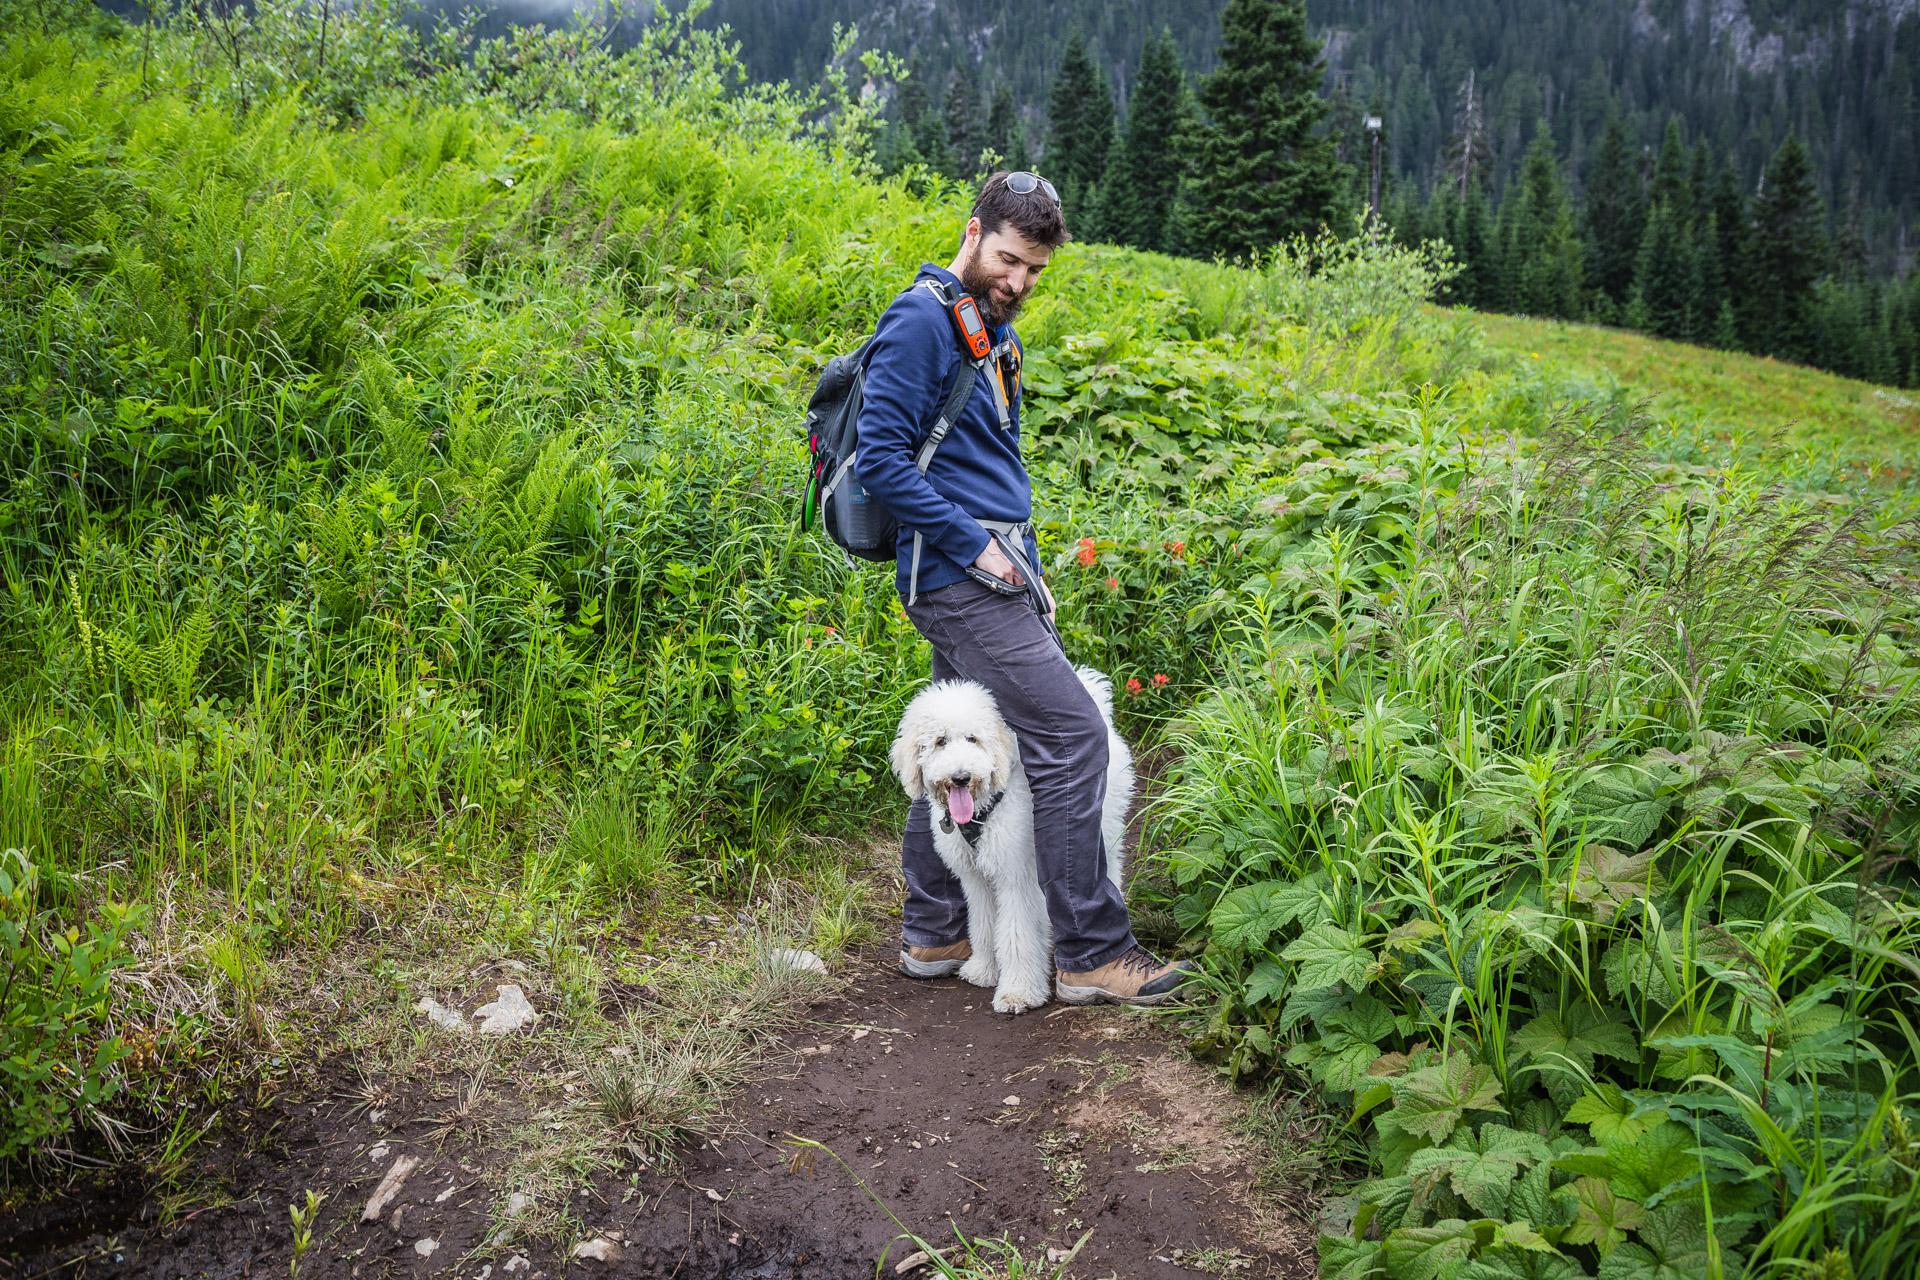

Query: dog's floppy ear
<box><xmin>986</xmin><ymin>707</ymin><xmax>1018</xmax><ymax>795</ymax></box>
<box><xmin>890</xmin><ymin>704</ymin><xmax>926</xmax><ymax>800</ymax></box>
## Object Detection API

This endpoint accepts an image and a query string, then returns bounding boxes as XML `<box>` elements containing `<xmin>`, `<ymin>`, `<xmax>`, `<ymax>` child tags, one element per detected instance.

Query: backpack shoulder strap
<box><xmin>913</xmin><ymin>360</ymin><xmax>979</xmax><ymax>474</ymax></box>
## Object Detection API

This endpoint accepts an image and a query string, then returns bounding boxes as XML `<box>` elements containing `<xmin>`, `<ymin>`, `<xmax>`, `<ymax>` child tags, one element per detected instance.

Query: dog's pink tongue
<box><xmin>947</xmin><ymin>787</ymin><xmax>975</xmax><ymax>824</ymax></box>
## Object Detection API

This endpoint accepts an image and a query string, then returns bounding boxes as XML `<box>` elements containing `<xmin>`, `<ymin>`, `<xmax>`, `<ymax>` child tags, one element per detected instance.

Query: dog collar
<box><xmin>938</xmin><ymin>789</ymin><xmax>1007</xmax><ymax>846</ymax></box>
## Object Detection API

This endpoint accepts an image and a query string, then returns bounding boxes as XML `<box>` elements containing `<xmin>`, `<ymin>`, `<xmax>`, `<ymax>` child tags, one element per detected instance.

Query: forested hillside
<box><xmin>696</xmin><ymin>0</ymin><xmax>1919</xmax><ymax>272</ymax></box>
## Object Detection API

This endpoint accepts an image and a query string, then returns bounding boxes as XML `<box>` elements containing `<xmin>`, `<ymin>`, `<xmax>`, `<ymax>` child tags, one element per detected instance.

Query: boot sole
<box><xmin>1054</xmin><ymin>981</ymin><xmax>1183</xmax><ymax>1006</ymax></box>
<box><xmin>899</xmin><ymin>952</ymin><xmax>966</xmax><ymax>979</ymax></box>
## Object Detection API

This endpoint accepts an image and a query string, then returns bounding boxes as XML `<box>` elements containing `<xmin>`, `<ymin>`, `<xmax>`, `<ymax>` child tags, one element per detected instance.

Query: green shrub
<box><xmin>0</xmin><ymin>850</ymin><xmax>145</xmax><ymax>1160</ymax></box>
<box><xmin>1151</xmin><ymin>411</ymin><xmax>1920</xmax><ymax>1275</ymax></box>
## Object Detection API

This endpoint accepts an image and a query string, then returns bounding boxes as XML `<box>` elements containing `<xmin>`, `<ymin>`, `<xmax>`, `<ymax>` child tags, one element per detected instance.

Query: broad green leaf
<box><xmin>1383</xmin><ymin>1219</ymin><xmax>1479</xmax><ymax>1280</ymax></box>
<box><xmin>1382</xmin><ymin>918</ymin><xmax>1445</xmax><ymax>953</ymax></box>
<box><xmin>1244</xmin><ymin>958</ymin><xmax>1289</xmax><ymax>1007</ymax></box>
<box><xmin>1596</xmin><ymin>1205</ymin><xmax>1712</xmax><ymax>1280</ymax></box>
<box><xmin>1405</xmin><ymin>1124</ymin><xmax>1552</xmax><ymax>1216</ymax></box>
<box><xmin>1209</xmin><ymin>880</ymin><xmax>1292</xmax><ymax>951</ymax></box>
<box><xmin>1561</xmin><ymin>1176</ymin><xmax>1646</xmax><ymax>1257</ymax></box>
<box><xmin>1795</xmin><ymin>757</ymin><xmax>1872</xmax><ymax>794</ymax></box>
<box><xmin>1509</xmin><ymin>1161</ymin><xmax>1556</xmax><ymax>1228</ymax></box>
<box><xmin>1318</xmin><ymin>1234</ymin><xmax>1386</xmax><ymax>1280</ymax></box>
<box><xmin>1268</xmin><ymin>874</ymin><xmax>1335</xmax><ymax>930</ymax></box>
<box><xmin>1282</xmin><ymin>923</ymin><xmax>1374</xmax><ymax>991</ymax></box>
<box><xmin>1280</xmin><ymin>983</ymin><xmax>1352</xmax><ymax>1031</ymax></box>
<box><xmin>1326</xmin><ymin>993</ymin><xmax>1398</xmax><ymax>1044</ymax></box>
<box><xmin>1554</xmin><ymin>1122</ymin><xmax>1697</xmax><ymax>1206</ymax></box>
<box><xmin>1391</xmin><ymin>1054</ymin><xmax>1508</xmax><ymax>1142</ymax></box>
<box><xmin>1570</xmin><ymin>845</ymin><xmax>1665</xmax><ymax>922</ymax></box>
<box><xmin>1492</xmin><ymin>1221</ymin><xmax>1557</xmax><ymax>1252</ymax></box>
<box><xmin>1646</xmin><ymin>1007</ymin><xmax>1725</xmax><ymax>1080</ymax></box>
<box><xmin>1461</xmin><ymin>1253</ymin><xmax>1587</xmax><ymax>1280</ymax></box>
<box><xmin>1601</xmin><ymin>942</ymin><xmax>1679</xmax><ymax>1006</ymax></box>
<box><xmin>1567</xmin><ymin>764</ymin><xmax>1672</xmax><ymax>849</ymax></box>
<box><xmin>1565</xmin><ymin>1082</ymin><xmax>1668</xmax><ymax>1145</ymax></box>
<box><xmin>1510</xmin><ymin>1004</ymin><xmax>1639</xmax><ymax>1090</ymax></box>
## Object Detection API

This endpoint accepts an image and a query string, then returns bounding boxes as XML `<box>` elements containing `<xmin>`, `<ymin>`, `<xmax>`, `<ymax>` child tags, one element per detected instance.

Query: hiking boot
<box><xmin>899</xmin><ymin>940</ymin><xmax>972</xmax><ymax>978</ymax></box>
<box><xmin>1056</xmin><ymin>947</ymin><xmax>1197</xmax><ymax>1006</ymax></box>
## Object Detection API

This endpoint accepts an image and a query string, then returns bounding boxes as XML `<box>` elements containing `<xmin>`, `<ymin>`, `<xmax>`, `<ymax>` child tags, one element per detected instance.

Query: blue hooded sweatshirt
<box><xmin>853</xmin><ymin>263</ymin><xmax>1042</xmax><ymax>599</ymax></box>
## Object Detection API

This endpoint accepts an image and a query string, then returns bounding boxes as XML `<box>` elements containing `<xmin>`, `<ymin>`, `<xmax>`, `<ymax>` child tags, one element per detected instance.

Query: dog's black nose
<box><xmin>950</xmin><ymin>773</ymin><xmax>972</xmax><ymax>788</ymax></box>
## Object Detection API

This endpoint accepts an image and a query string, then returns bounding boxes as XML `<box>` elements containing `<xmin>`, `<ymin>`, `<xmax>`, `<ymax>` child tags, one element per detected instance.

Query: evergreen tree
<box><xmin>944</xmin><ymin>66</ymin><xmax>986</xmax><ymax>178</ymax></box>
<box><xmin>1710</xmin><ymin>158</ymin><xmax>1750</xmax><ymax>339</ymax></box>
<box><xmin>893</xmin><ymin>61</ymin><xmax>953</xmax><ymax>176</ymax></box>
<box><xmin>1748</xmin><ymin>131</ymin><xmax>1828</xmax><ymax>363</ymax></box>
<box><xmin>1687</xmin><ymin>139</ymin><xmax>1713</xmax><ymax>226</ymax></box>
<box><xmin>1582</xmin><ymin>111</ymin><xmax>1645</xmax><ymax>310</ymax></box>
<box><xmin>1445</xmin><ymin>180</ymin><xmax>1498</xmax><ymax>309</ymax></box>
<box><xmin>1628</xmin><ymin>199</ymin><xmax>1699</xmax><ymax>339</ymax></box>
<box><xmin>1651</xmin><ymin>117</ymin><xmax>1688</xmax><ymax>215</ymax></box>
<box><xmin>1182</xmin><ymin>0</ymin><xmax>1347</xmax><ymax>260</ymax></box>
<box><xmin>1045</xmin><ymin>30</ymin><xmax>1114</xmax><ymax>236</ymax></box>
<box><xmin>1107</xmin><ymin>27</ymin><xmax>1194</xmax><ymax>253</ymax></box>
<box><xmin>986</xmin><ymin>80</ymin><xmax>1030</xmax><ymax>172</ymax></box>
<box><xmin>1506</xmin><ymin>122</ymin><xmax>1583</xmax><ymax>318</ymax></box>
<box><xmin>1695</xmin><ymin>212</ymin><xmax>1729</xmax><ymax>345</ymax></box>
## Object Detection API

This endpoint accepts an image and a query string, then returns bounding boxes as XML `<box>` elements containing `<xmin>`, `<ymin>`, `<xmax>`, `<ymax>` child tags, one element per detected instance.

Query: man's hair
<box><xmin>970</xmin><ymin>171</ymin><xmax>1071</xmax><ymax>248</ymax></box>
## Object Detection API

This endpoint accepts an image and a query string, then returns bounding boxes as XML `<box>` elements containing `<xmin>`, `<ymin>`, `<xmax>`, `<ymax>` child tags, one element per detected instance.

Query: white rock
<box><xmin>476</xmin><ymin>1268</ymin><xmax>492</xmax><ymax>1280</ymax></box>
<box><xmin>502</xmin><ymin>1257</ymin><xmax>530</xmax><ymax>1274</ymax></box>
<box><xmin>417</xmin><ymin>997</ymin><xmax>471</xmax><ymax>1033</ymax></box>
<box><xmin>414</xmin><ymin>1238</ymin><xmax>439</xmax><ymax>1257</ymax></box>
<box><xmin>1002</xmin><ymin>1095</ymin><xmax>1020</xmax><ymax>1107</ymax></box>
<box><xmin>506</xmin><ymin>1192</ymin><xmax>531</xmax><ymax>1218</ymax></box>
<box><xmin>769</xmin><ymin>948</ymin><xmax>829</xmax><ymax>975</ymax></box>
<box><xmin>368</xmin><ymin>1143</ymin><xmax>390</xmax><ymax>1162</ymax></box>
<box><xmin>893</xmin><ymin>1248</ymin><xmax>948</xmax><ymax>1274</ymax></box>
<box><xmin>361</xmin><ymin>1154</ymin><xmax>419</xmax><ymax>1221</ymax></box>
<box><xmin>571</xmin><ymin>1238</ymin><xmax>622</xmax><ymax>1262</ymax></box>
<box><xmin>475</xmin><ymin>984</ymin><xmax>538</xmax><ymax>1034</ymax></box>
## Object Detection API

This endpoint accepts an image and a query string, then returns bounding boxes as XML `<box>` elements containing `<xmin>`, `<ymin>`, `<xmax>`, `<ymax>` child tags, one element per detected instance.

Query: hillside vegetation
<box><xmin>1473</xmin><ymin>313</ymin><xmax>1920</xmax><ymax>472</ymax></box>
<box><xmin>2</xmin><ymin>6</ymin><xmax>1919</xmax><ymax>1279</ymax></box>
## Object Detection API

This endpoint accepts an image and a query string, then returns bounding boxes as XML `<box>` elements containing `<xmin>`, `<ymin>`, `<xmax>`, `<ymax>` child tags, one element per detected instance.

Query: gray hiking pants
<box><xmin>897</xmin><ymin>577</ymin><xmax>1137</xmax><ymax>973</ymax></box>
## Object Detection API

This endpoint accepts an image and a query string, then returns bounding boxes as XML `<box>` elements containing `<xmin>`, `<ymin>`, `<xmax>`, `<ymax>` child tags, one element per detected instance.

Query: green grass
<box><xmin>1473</xmin><ymin>310</ymin><xmax>1920</xmax><ymax>475</ymax></box>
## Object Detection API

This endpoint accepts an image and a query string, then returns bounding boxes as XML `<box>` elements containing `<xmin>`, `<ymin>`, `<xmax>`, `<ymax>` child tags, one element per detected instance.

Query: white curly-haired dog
<box><xmin>889</xmin><ymin>667</ymin><xmax>1134</xmax><ymax>1014</ymax></box>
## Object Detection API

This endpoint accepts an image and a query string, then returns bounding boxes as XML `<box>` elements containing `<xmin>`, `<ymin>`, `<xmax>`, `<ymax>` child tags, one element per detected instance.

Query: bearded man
<box><xmin>855</xmin><ymin>171</ymin><xmax>1195</xmax><ymax>1006</ymax></box>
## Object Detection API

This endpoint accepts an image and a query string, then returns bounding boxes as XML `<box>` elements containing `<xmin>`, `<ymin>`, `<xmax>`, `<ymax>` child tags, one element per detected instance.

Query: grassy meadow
<box><xmin>1473</xmin><ymin>311</ymin><xmax>1920</xmax><ymax>479</ymax></box>
<box><xmin>2</xmin><ymin>6</ymin><xmax>1918</xmax><ymax>1279</ymax></box>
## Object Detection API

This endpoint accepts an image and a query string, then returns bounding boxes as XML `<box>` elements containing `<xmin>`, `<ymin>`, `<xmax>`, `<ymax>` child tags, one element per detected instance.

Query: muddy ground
<box><xmin>1</xmin><ymin>951</ymin><xmax>1318</xmax><ymax>1280</ymax></box>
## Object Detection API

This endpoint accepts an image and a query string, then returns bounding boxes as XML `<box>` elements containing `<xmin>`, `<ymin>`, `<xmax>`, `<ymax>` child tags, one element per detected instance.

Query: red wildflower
<box><xmin>1152</xmin><ymin>673</ymin><xmax>1169</xmax><ymax>686</ymax></box>
<box><xmin>1076</xmin><ymin>538</ymin><xmax>1098</xmax><ymax>567</ymax></box>
<box><xmin>1105</xmin><ymin>577</ymin><xmax>1119</xmax><ymax>591</ymax></box>
<box><xmin>1126</xmin><ymin>678</ymin><xmax>1143</xmax><ymax>697</ymax></box>
<box><xmin>1166</xmin><ymin>540</ymin><xmax>1186</xmax><ymax>559</ymax></box>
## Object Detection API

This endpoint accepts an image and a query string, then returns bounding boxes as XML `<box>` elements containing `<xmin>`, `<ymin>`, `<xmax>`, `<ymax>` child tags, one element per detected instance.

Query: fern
<box><xmin>103</xmin><ymin>609</ymin><xmax>215</xmax><ymax>720</ymax></box>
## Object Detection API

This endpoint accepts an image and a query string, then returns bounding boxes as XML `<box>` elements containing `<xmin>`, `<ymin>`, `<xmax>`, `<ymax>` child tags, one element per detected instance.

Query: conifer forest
<box><xmin>711</xmin><ymin>0</ymin><xmax>1920</xmax><ymax>388</ymax></box>
<box><xmin>1</xmin><ymin>1</ymin><xmax>1918</xmax><ymax>1278</ymax></box>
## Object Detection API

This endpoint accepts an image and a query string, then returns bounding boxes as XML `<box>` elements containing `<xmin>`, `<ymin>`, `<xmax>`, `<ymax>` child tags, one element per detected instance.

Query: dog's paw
<box><xmin>958</xmin><ymin>956</ymin><xmax>999</xmax><ymax>989</ymax></box>
<box><xmin>992</xmin><ymin>985</ymin><xmax>1049</xmax><ymax>1015</ymax></box>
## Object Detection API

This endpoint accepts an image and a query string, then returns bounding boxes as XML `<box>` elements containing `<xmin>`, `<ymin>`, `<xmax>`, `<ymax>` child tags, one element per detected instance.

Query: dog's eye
<box><xmin>934</xmin><ymin>736</ymin><xmax>946</xmax><ymax>748</ymax></box>
<box><xmin>966</xmin><ymin>735</ymin><xmax>978</xmax><ymax>744</ymax></box>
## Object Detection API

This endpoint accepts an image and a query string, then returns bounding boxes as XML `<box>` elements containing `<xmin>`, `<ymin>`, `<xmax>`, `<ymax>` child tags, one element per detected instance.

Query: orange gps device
<box><xmin>949</xmin><ymin>293</ymin><xmax>993</xmax><ymax>359</ymax></box>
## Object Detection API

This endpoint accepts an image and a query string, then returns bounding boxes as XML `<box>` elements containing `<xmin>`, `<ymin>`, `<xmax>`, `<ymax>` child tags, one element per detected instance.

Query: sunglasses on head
<box><xmin>1004</xmin><ymin>171</ymin><xmax>1060</xmax><ymax>205</ymax></box>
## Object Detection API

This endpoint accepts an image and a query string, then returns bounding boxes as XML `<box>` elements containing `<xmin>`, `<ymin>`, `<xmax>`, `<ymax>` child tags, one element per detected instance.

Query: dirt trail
<box><xmin>1</xmin><ymin>951</ymin><xmax>1316</xmax><ymax>1280</ymax></box>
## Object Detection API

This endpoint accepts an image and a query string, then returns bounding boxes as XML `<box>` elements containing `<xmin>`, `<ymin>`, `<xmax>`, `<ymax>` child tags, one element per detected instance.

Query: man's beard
<box><xmin>957</xmin><ymin>249</ymin><xmax>1030</xmax><ymax>328</ymax></box>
